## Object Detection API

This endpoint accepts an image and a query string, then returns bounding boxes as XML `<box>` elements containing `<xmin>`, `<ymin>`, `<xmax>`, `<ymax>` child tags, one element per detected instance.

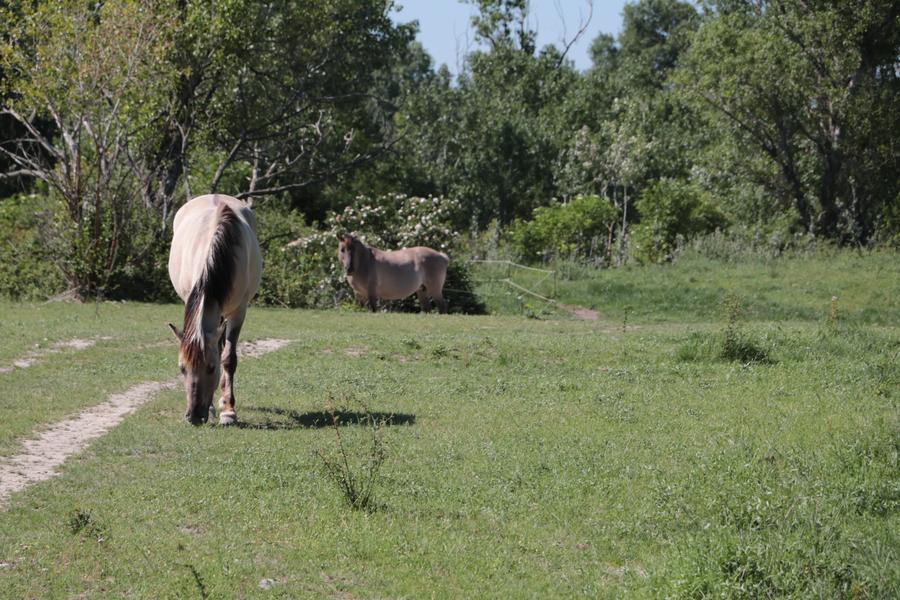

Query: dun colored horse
<box><xmin>337</xmin><ymin>233</ymin><xmax>449</xmax><ymax>313</ymax></box>
<box><xmin>168</xmin><ymin>194</ymin><xmax>262</xmax><ymax>425</ymax></box>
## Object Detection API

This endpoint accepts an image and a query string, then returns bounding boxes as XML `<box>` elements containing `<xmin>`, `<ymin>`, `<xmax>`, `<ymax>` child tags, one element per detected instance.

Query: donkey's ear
<box><xmin>167</xmin><ymin>323</ymin><xmax>183</xmax><ymax>342</ymax></box>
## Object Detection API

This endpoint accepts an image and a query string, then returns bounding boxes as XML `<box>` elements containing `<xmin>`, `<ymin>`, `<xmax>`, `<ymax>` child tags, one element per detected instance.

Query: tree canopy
<box><xmin>1</xmin><ymin>0</ymin><xmax>898</xmax><ymax>297</ymax></box>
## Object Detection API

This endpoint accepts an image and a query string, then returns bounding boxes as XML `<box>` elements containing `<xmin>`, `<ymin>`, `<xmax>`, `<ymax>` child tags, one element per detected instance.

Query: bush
<box><xmin>253</xmin><ymin>201</ymin><xmax>326</xmax><ymax>308</ymax></box>
<box><xmin>631</xmin><ymin>179</ymin><xmax>729</xmax><ymax>263</ymax></box>
<box><xmin>509</xmin><ymin>195</ymin><xmax>619</xmax><ymax>264</ymax></box>
<box><xmin>0</xmin><ymin>194</ymin><xmax>64</xmax><ymax>300</ymax></box>
<box><xmin>0</xmin><ymin>191</ymin><xmax>176</xmax><ymax>302</ymax></box>
<box><xmin>262</xmin><ymin>194</ymin><xmax>486</xmax><ymax>313</ymax></box>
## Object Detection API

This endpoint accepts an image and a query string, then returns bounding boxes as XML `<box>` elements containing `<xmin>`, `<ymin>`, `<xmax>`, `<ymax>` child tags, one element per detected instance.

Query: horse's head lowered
<box><xmin>168</xmin><ymin>319</ymin><xmax>226</xmax><ymax>425</ymax></box>
<box><xmin>337</xmin><ymin>233</ymin><xmax>363</xmax><ymax>275</ymax></box>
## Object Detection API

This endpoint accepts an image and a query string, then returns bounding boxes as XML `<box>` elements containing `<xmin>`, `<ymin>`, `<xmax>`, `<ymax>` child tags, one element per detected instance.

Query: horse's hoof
<box><xmin>219</xmin><ymin>411</ymin><xmax>237</xmax><ymax>426</ymax></box>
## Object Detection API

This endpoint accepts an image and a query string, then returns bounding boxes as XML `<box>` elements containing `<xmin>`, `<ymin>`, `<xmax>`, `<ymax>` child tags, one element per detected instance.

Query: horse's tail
<box><xmin>181</xmin><ymin>204</ymin><xmax>243</xmax><ymax>359</ymax></box>
<box><xmin>201</xmin><ymin>203</ymin><xmax>242</xmax><ymax>307</ymax></box>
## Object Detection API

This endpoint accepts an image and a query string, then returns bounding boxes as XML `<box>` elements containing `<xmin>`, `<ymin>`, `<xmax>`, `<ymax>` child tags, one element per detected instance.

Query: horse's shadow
<box><xmin>236</xmin><ymin>405</ymin><xmax>416</xmax><ymax>431</ymax></box>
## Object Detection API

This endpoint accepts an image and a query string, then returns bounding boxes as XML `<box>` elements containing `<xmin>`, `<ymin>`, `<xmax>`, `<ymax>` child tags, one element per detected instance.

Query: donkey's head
<box><xmin>168</xmin><ymin>321</ymin><xmax>226</xmax><ymax>425</ymax></box>
<box><xmin>337</xmin><ymin>233</ymin><xmax>361</xmax><ymax>275</ymax></box>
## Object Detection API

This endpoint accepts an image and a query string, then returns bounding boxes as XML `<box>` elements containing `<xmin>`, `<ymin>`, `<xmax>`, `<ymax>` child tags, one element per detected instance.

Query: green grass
<box><xmin>0</xmin><ymin>253</ymin><xmax>898</xmax><ymax>598</ymax></box>
<box><xmin>474</xmin><ymin>250</ymin><xmax>900</xmax><ymax>325</ymax></box>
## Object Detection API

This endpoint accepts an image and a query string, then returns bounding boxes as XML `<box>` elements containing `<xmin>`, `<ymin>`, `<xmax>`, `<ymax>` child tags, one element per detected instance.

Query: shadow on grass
<box><xmin>237</xmin><ymin>406</ymin><xmax>416</xmax><ymax>430</ymax></box>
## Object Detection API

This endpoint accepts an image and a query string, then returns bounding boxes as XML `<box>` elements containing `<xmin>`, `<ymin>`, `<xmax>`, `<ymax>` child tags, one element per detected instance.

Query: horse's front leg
<box><xmin>218</xmin><ymin>310</ymin><xmax>246</xmax><ymax>426</ymax></box>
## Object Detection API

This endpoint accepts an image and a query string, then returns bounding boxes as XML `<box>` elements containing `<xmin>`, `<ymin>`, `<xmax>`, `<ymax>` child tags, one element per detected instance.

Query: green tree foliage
<box><xmin>679</xmin><ymin>0</ymin><xmax>900</xmax><ymax>242</ymax></box>
<box><xmin>617</xmin><ymin>0</ymin><xmax>700</xmax><ymax>92</ymax></box>
<box><xmin>0</xmin><ymin>0</ymin><xmax>415</xmax><ymax>298</ymax></box>
<box><xmin>555</xmin><ymin>0</ymin><xmax>701</xmax><ymax>234</ymax></box>
<box><xmin>178</xmin><ymin>0</ymin><xmax>414</xmax><ymax>201</ymax></box>
<box><xmin>1</xmin><ymin>0</ymin><xmax>898</xmax><ymax>302</ymax></box>
<box><xmin>0</xmin><ymin>0</ymin><xmax>178</xmax><ymax>297</ymax></box>
<box><xmin>0</xmin><ymin>194</ymin><xmax>63</xmax><ymax>299</ymax></box>
<box><xmin>397</xmin><ymin>0</ymin><xmax>581</xmax><ymax>228</ymax></box>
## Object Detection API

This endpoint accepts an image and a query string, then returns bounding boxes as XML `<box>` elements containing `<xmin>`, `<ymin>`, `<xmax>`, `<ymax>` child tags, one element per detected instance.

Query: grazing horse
<box><xmin>168</xmin><ymin>194</ymin><xmax>262</xmax><ymax>425</ymax></box>
<box><xmin>337</xmin><ymin>233</ymin><xmax>449</xmax><ymax>314</ymax></box>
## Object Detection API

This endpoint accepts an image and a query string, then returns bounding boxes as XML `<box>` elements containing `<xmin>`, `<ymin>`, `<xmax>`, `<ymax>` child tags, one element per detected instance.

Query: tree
<box><xmin>679</xmin><ymin>0</ymin><xmax>900</xmax><ymax>241</ymax></box>
<box><xmin>0</xmin><ymin>0</ymin><xmax>177</xmax><ymax>297</ymax></box>
<box><xmin>397</xmin><ymin>0</ymin><xmax>588</xmax><ymax>229</ymax></box>
<box><xmin>190</xmin><ymin>1</ymin><xmax>412</xmax><ymax>202</ymax></box>
<box><xmin>617</xmin><ymin>0</ymin><xmax>700</xmax><ymax>92</ymax></box>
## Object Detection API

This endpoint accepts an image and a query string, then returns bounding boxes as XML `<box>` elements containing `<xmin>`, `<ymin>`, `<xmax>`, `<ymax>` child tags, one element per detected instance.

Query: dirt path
<box><xmin>0</xmin><ymin>336</ymin><xmax>113</xmax><ymax>374</ymax></box>
<box><xmin>0</xmin><ymin>338</ymin><xmax>292</xmax><ymax>507</ymax></box>
<box><xmin>558</xmin><ymin>303</ymin><xmax>600</xmax><ymax>321</ymax></box>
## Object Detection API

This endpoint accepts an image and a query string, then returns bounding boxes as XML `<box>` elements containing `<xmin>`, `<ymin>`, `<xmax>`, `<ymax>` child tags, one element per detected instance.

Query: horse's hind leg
<box><xmin>435</xmin><ymin>292</ymin><xmax>448</xmax><ymax>314</ymax></box>
<box><xmin>218</xmin><ymin>309</ymin><xmax>246</xmax><ymax>425</ymax></box>
<box><xmin>425</xmin><ymin>273</ymin><xmax>448</xmax><ymax>314</ymax></box>
<box><xmin>417</xmin><ymin>286</ymin><xmax>432</xmax><ymax>313</ymax></box>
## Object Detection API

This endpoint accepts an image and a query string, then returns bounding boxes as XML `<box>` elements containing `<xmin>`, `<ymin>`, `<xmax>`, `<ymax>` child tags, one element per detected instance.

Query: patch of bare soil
<box><xmin>239</xmin><ymin>338</ymin><xmax>292</xmax><ymax>358</ymax></box>
<box><xmin>344</xmin><ymin>346</ymin><xmax>368</xmax><ymax>357</ymax></box>
<box><xmin>0</xmin><ymin>336</ymin><xmax>113</xmax><ymax>374</ymax></box>
<box><xmin>558</xmin><ymin>303</ymin><xmax>600</xmax><ymax>320</ymax></box>
<box><xmin>0</xmin><ymin>338</ymin><xmax>292</xmax><ymax>507</ymax></box>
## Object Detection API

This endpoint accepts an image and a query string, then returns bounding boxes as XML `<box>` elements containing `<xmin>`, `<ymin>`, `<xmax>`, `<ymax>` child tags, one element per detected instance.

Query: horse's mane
<box><xmin>181</xmin><ymin>204</ymin><xmax>242</xmax><ymax>367</ymax></box>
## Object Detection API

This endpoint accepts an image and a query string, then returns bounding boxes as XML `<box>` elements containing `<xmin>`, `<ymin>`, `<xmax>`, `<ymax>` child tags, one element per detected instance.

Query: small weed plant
<box><xmin>675</xmin><ymin>294</ymin><xmax>773</xmax><ymax>363</ymax></box>
<box><xmin>316</xmin><ymin>395</ymin><xmax>387</xmax><ymax>512</ymax></box>
<box><xmin>67</xmin><ymin>508</ymin><xmax>107</xmax><ymax>543</ymax></box>
<box><xmin>720</xmin><ymin>294</ymin><xmax>771</xmax><ymax>363</ymax></box>
<box><xmin>827</xmin><ymin>295</ymin><xmax>840</xmax><ymax>328</ymax></box>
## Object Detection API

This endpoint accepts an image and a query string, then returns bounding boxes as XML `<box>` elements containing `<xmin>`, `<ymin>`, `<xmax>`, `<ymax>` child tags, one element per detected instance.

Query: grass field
<box><xmin>474</xmin><ymin>250</ymin><xmax>900</xmax><ymax>325</ymax></box>
<box><xmin>0</xmin><ymin>252</ymin><xmax>898</xmax><ymax>598</ymax></box>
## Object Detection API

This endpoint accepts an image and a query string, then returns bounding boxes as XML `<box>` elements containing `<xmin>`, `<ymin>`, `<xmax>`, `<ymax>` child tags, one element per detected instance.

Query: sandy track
<box><xmin>0</xmin><ymin>336</ymin><xmax>113</xmax><ymax>374</ymax></box>
<box><xmin>558</xmin><ymin>303</ymin><xmax>600</xmax><ymax>321</ymax></box>
<box><xmin>0</xmin><ymin>338</ymin><xmax>292</xmax><ymax>506</ymax></box>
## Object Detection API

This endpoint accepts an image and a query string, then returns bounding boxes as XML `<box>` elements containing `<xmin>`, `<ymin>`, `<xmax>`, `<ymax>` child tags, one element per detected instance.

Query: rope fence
<box><xmin>469</xmin><ymin>259</ymin><xmax>558</xmax><ymax>303</ymax></box>
<box><xmin>459</xmin><ymin>259</ymin><xmax>561</xmax><ymax>309</ymax></box>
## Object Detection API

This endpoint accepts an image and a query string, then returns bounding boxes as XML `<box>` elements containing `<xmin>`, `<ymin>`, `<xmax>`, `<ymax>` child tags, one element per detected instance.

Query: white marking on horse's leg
<box><xmin>0</xmin><ymin>338</ymin><xmax>293</xmax><ymax>508</ymax></box>
<box><xmin>218</xmin><ymin>312</ymin><xmax>247</xmax><ymax>425</ymax></box>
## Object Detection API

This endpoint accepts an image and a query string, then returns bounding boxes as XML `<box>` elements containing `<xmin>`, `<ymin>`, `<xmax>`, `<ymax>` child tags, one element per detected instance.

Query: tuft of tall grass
<box><xmin>315</xmin><ymin>396</ymin><xmax>387</xmax><ymax>513</ymax></box>
<box><xmin>720</xmin><ymin>294</ymin><xmax>772</xmax><ymax>363</ymax></box>
<box><xmin>676</xmin><ymin>294</ymin><xmax>774</xmax><ymax>364</ymax></box>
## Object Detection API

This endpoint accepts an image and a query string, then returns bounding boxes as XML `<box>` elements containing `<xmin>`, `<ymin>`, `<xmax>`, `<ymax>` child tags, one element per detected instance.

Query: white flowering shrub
<box><xmin>259</xmin><ymin>194</ymin><xmax>485</xmax><ymax>313</ymax></box>
<box><xmin>332</xmin><ymin>193</ymin><xmax>459</xmax><ymax>251</ymax></box>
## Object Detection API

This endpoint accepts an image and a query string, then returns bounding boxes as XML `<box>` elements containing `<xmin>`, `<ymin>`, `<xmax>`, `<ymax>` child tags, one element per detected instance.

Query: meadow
<box><xmin>0</xmin><ymin>251</ymin><xmax>897</xmax><ymax>598</ymax></box>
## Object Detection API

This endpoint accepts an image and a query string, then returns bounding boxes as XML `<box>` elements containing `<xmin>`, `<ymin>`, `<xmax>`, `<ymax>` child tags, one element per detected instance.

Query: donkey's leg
<box><xmin>218</xmin><ymin>309</ymin><xmax>246</xmax><ymax>426</ymax></box>
<box><xmin>417</xmin><ymin>286</ymin><xmax>432</xmax><ymax>313</ymax></box>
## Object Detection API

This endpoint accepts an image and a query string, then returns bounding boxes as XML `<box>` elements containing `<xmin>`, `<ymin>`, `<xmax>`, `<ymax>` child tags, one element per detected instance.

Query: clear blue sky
<box><xmin>390</xmin><ymin>1</ymin><xmax>629</xmax><ymax>73</ymax></box>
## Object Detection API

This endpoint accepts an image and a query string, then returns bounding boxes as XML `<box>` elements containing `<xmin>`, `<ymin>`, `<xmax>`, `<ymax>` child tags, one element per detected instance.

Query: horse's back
<box><xmin>373</xmin><ymin>246</ymin><xmax>448</xmax><ymax>299</ymax></box>
<box><xmin>168</xmin><ymin>194</ymin><xmax>262</xmax><ymax>311</ymax></box>
<box><xmin>172</xmin><ymin>194</ymin><xmax>258</xmax><ymax>234</ymax></box>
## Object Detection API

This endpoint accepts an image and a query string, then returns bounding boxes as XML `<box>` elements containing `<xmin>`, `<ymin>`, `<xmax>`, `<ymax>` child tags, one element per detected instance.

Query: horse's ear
<box><xmin>336</xmin><ymin>232</ymin><xmax>346</xmax><ymax>242</ymax></box>
<box><xmin>167</xmin><ymin>323</ymin><xmax>183</xmax><ymax>342</ymax></box>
